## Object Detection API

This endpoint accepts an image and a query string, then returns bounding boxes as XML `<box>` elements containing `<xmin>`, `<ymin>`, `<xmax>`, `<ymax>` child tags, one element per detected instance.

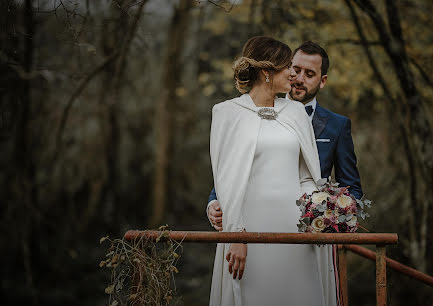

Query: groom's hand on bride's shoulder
<box><xmin>209</xmin><ymin>201</ymin><xmax>223</xmax><ymax>231</ymax></box>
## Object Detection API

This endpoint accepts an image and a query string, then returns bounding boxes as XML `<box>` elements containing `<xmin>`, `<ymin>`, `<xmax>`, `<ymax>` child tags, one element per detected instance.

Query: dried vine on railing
<box><xmin>100</xmin><ymin>225</ymin><xmax>183</xmax><ymax>306</ymax></box>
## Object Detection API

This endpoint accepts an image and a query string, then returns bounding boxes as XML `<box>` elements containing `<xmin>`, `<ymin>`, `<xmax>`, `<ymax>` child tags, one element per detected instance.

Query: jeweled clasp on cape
<box><xmin>258</xmin><ymin>108</ymin><xmax>278</xmax><ymax>120</ymax></box>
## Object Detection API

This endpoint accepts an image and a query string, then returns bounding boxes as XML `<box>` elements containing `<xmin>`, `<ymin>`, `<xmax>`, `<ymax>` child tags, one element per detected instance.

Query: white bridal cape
<box><xmin>209</xmin><ymin>94</ymin><xmax>338</xmax><ymax>306</ymax></box>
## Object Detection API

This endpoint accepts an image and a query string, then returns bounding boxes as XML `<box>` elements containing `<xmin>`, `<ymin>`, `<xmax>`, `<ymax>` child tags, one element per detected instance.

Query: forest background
<box><xmin>1</xmin><ymin>0</ymin><xmax>432</xmax><ymax>305</ymax></box>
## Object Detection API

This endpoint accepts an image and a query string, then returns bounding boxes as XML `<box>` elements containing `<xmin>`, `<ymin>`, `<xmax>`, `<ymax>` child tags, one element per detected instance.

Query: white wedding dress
<box><xmin>209</xmin><ymin>95</ymin><xmax>338</xmax><ymax>306</ymax></box>
<box><xmin>239</xmin><ymin>110</ymin><xmax>324</xmax><ymax>306</ymax></box>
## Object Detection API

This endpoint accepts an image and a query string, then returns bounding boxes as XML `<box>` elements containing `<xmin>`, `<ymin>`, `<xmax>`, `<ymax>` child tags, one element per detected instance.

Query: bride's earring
<box><xmin>266</xmin><ymin>75</ymin><xmax>270</xmax><ymax>83</ymax></box>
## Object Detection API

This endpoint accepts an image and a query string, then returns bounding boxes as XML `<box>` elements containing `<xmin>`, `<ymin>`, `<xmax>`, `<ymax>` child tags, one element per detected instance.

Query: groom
<box><xmin>207</xmin><ymin>41</ymin><xmax>363</xmax><ymax>230</ymax></box>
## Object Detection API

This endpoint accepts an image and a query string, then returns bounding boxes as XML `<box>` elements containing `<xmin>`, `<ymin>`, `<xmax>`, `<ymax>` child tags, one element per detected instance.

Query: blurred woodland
<box><xmin>1</xmin><ymin>0</ymin><xmax>432</xmax><ymax>305</ymax></box>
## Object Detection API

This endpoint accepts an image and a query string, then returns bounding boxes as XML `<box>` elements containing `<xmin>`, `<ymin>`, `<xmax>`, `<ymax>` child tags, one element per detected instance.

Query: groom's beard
<box><xmin>289</xmin><ymin>82</ymin><xmax>320</xmax><ymax>103</ymax></box>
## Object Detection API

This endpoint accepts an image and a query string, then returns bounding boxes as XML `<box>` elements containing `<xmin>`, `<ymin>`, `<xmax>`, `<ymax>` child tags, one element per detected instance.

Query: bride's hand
<box><xmin>226</xmin><ymin>243</ymin><xmax>247</xmax><ymax>280</ymax></box>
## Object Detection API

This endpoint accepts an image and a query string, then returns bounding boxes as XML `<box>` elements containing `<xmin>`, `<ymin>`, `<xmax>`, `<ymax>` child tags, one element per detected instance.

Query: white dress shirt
<box><xmin>304</xmin><ymin>97</ymin><xmax>317</xmax><ymax>122</ymax></box>
<box><xmin>285</xmin><ymin>93</ymin><xmax>317</xmax><ymax>122</ymax></box>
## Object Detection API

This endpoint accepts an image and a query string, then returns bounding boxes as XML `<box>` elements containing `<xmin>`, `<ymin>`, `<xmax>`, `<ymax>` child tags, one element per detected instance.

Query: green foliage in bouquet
<box><xmin>100</xmin><ymin>225</ymin><xmax>183</xmax><ymax>306</ymax></box>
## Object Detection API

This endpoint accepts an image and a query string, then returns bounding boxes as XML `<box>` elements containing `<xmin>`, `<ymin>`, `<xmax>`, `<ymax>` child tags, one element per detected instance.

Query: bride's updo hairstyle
<box><xmin>233</xmin><ymin>36</ymin><xmax>292</xmax><ymax>93</ymax></box>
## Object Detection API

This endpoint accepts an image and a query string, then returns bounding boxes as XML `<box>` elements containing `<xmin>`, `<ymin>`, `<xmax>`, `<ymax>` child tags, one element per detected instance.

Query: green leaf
<box><xmin>297</xmin><ymin>223</ymin><xmax>307</xmax><ymax>232</ymax></box>
<box><xmin>317</xmin><ymin>178</ymin><xmax>327</xmax><ymax>187</ymax></box>
<box><xmin>364</xmin><ymin>199</ymin><xmax>372</xmax><ymax>207</ymax></box>
<box><xmin>300</xmin><ymin>217</ymin><xmax>311</xmax><ymax>225</ymax></box>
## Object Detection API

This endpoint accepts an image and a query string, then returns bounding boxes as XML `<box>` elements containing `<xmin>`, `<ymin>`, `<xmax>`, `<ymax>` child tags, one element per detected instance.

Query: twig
<box><xmin>54</xmin><ymin>52</ymin><xmax>119</xmax><ymax>159</ymax></box>
<box><xmin>327</xmin><ymin>38</ymin><xmax>380</xmax><ymax>46</ymax></box>
<box><xmin>358</xmin><ymin>224</ymin><xmax>370</xmax><ymax>232</ymax></box>
<box><xmin>409</xmin><ymin>56</ymin><xmax>433</xmax><ymax>88</ymax></box>
<box><xmin>206</xmin><ymin>0</ymin><xmax>236</xmax><ymax>12</ymax></box>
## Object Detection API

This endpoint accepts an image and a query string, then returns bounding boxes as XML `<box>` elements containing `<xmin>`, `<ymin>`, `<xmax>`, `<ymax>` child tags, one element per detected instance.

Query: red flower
<box><xmin>303</xmin><ymin>212</ymin><xmax>314</xmax><ymax>218</ymax></box>
<box><xmin>327</xmin><ymin>201</ymin><xmax>335</xmax><ymax>210</ymax></box>
<box><xmin>338</xmin><ymin>223</ymin><xmax>348</xmax><ymax>233</ymax></box>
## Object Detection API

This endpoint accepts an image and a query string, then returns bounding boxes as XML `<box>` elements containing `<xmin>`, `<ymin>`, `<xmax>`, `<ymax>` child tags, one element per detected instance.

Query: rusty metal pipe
<box><xmin>376</xmin><ymin>246</ymin><xmax>387</xmax><ymax>306</ymax></box>
<box><xmin>124</xmin><ymin>230</ymin><xmax>398</xmax><ymax>245</ymax></box>
<box><xmin>337</xmin><ymin>245</ymin><xmax>349</xmax><ymax>306</ymax></box>
<box><xmin>344</xmin><ymin>244</ymin><xmax>433</xmax><ymax>287</ymax></box>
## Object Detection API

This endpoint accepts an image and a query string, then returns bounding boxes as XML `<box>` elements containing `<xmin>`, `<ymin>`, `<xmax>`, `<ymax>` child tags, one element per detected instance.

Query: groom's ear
<box><xmin>319</xmin><ymin>74</ymin><xmax>328</xmax><ymax>89</ymax></box>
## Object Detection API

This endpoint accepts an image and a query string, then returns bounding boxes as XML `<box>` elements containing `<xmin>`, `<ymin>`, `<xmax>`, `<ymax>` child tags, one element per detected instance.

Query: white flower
<box><xmin>324</xmin><ymin>209</ymin><xmax>333</xmax><ymax>218</ymax></box>
<box><xmin>337</xmin><ymin>195</ymin><xmax>352</xmax><ymax>209</ymax></box>
<box><xmin>347</xmin><ymin>216</ymin><xmax>358</xmax><ymax>227</ymax></box>
<box><xmin>312</xmin><ymin>216</ymin><xmax>326</xmax><ymax>232</ymax></box>
<box><xmin>312</xmin><ymin>192</ymin><xmax>329</xmax><ymax>205</ymax></box>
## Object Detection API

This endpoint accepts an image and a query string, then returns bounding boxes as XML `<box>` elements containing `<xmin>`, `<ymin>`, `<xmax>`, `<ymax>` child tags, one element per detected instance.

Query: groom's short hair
<box><xmin>293</xmin><ymin>41</ymin><xmax>329</xmax><ymax>76</ymax></box>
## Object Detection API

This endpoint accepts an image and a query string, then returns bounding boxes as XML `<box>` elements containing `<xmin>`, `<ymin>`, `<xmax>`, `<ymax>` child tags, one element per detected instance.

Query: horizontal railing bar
<box><xmin>124</xmin><ymin>230</ymin><xmax>398</xmax><ymax>245</ymax></box>
<box><xmin>343</xmin><ymin>244</ymin><xmax>433</xmax><ymax>287</ymax></box>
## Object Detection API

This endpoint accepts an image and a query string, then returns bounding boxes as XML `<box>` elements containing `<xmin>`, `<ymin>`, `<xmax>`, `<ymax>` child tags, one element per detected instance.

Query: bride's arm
<box><xmin>292</xmin><ymin>101</ymin><xmax>320</xmax><ymax>193</ymax></box>
<box><xmin>299</xmin><ymin>151</ymin><xmax>318</xmax><ymax>195</ymax></box>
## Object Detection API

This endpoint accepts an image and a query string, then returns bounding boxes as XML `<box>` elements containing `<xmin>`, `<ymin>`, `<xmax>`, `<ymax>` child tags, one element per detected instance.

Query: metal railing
<box><xmin>337</xmin><ymin>243</ymin><xmax>433</xmax><ymax>306</ymax></box>
<box><xmin>125</xmin><ymin>230</ymin><xmax>400</xmax><ymax>305</ymax></box>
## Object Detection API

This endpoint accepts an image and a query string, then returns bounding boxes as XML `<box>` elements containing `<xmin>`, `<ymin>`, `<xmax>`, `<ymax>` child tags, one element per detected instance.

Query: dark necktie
<box><xmin>305</xmin><ymin>105</ymin><xmax>313</xmax><ymax>116</ymax></box>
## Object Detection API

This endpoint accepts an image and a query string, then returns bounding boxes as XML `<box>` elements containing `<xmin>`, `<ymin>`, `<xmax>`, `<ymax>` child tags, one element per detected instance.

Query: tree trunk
<box><xmin>14</xmin><ymin>1</ymin><xmax>39</xmax><ymax>304</ymax></box>
<box><xmin>150</xmin><ymin>0</ymin><xmax>195</xmax><ymax>227</ymax></box>
<box><xmin>87</xmin><ymin>0</ymin><xmax>147</xmax><ymax>229</ymax></box>
<box><xmin>347</xmin><ymin>0</ymin><xmax>433</xmax><ymax>272</ymax></box>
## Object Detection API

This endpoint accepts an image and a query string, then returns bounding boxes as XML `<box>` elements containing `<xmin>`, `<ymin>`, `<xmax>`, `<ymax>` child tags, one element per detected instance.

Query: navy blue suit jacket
<box><xmin>208</xmin><ymin>102</ymin><xmax>363</xmax><ymax>203</ymax></box>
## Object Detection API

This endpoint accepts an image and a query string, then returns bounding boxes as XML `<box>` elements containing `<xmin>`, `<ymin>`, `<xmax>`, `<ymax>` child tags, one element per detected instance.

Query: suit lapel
<box><xmin>312</xmin><ymin>103</ymin><xmax>328</xmax><ymax>138</ymax></box>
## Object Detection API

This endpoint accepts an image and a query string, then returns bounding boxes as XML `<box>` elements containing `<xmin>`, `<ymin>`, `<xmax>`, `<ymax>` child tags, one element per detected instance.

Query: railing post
<box><xmin>376</xmin><ymin>245</ymin><xmax>387</xmax><ymax>306</ymax></box>
<box><xmin>338</xmin><ymin>244</ymin><xmax>348</xmax><ymax>306</ymax></box>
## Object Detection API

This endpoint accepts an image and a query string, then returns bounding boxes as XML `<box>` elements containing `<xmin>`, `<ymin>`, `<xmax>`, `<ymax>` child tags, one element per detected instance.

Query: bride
<box><xmin>209</xmin><ymin>36</ymin><xmax>338</xmax><ymax>306</ymax></box>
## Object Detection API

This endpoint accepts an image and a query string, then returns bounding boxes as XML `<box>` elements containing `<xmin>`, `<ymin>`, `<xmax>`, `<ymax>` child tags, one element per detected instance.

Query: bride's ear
<box><xmin>260</xmin><ymin>69</ymin><xmax>270</xmax><ymax>83</ymax></box>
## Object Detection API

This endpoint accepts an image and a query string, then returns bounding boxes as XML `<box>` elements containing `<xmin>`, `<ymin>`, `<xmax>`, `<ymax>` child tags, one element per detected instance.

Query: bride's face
<box><xmin>270</xmin><ymin>66</ymin><xmax>292</xmax><ymax>94</ymax></box>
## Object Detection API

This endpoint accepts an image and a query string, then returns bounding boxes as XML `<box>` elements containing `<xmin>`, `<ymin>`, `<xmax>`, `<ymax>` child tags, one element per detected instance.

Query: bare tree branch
<box><xmin>344</xmin><ymin>1</ymin><xmax>395</xmax><ymax>104</ymax></box>
<box><xmin>409</xmin><ymin>57</ymin><xmax>433</xmax><ymax>88</ymax></box>
<box><xmin>348</xmin><ymin>0</ymin><xmax>433</xmax><ymax>272</ymax></box>
<box><xmin>114</xmin><ymin>0</ymin><xmax>148</xmax><ymax>90</ymax></box>
<box><xmin>345</xmin><ymin>0</ymin><xmax>421</xmax><ymax>266</ymax></box>
<box><xmin>206</xmin><ymin>0</ymin><xmax>236</xmax><ymax>12</ymax></box>
<box><xmin>327</xmin><ymin>38</ymin><xmax>380</xmax><ymax>46</ymax></box>
<box><xmin>54</xmin><ymin>52</ymin><xmax>119</xmax><ymax>157</ymax></box>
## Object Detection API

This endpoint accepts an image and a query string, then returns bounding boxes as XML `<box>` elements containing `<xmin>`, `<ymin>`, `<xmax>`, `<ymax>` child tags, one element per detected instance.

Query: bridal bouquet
<box><xmin>296</xmin><ymin>178</ymin><xmax>371</xmax><ymax>233</ymax></box>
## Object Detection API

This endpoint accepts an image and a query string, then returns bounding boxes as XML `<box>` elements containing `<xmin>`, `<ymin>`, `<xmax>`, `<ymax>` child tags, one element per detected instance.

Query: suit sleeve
<box><xmin>208</xmin><ymin>187</ymin><xmax>217</xmax><ymax>203</ymax></box>
<box><xmin>334</xmin><ymin>118</ymin><xmax>363</xmax><ymax>199</ymax></box>
<box><xmin>206</xmin><ymin>188</ymin><xmax>218</xmax><ymax>229</ymax></box>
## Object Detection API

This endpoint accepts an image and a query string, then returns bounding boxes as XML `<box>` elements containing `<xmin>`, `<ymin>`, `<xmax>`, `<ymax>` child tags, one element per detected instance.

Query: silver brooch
<box><xmin>258</xmin><ymin>108</ymin><xmax>278</xmax><ymax>120</ymax></box>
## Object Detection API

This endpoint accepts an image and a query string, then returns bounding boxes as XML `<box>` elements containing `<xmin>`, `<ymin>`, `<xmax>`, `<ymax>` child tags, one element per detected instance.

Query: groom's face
<box><xmin>289</xmin><ymin>51</ymin><xmax>327</xmax><ymax>104</ymax></box>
